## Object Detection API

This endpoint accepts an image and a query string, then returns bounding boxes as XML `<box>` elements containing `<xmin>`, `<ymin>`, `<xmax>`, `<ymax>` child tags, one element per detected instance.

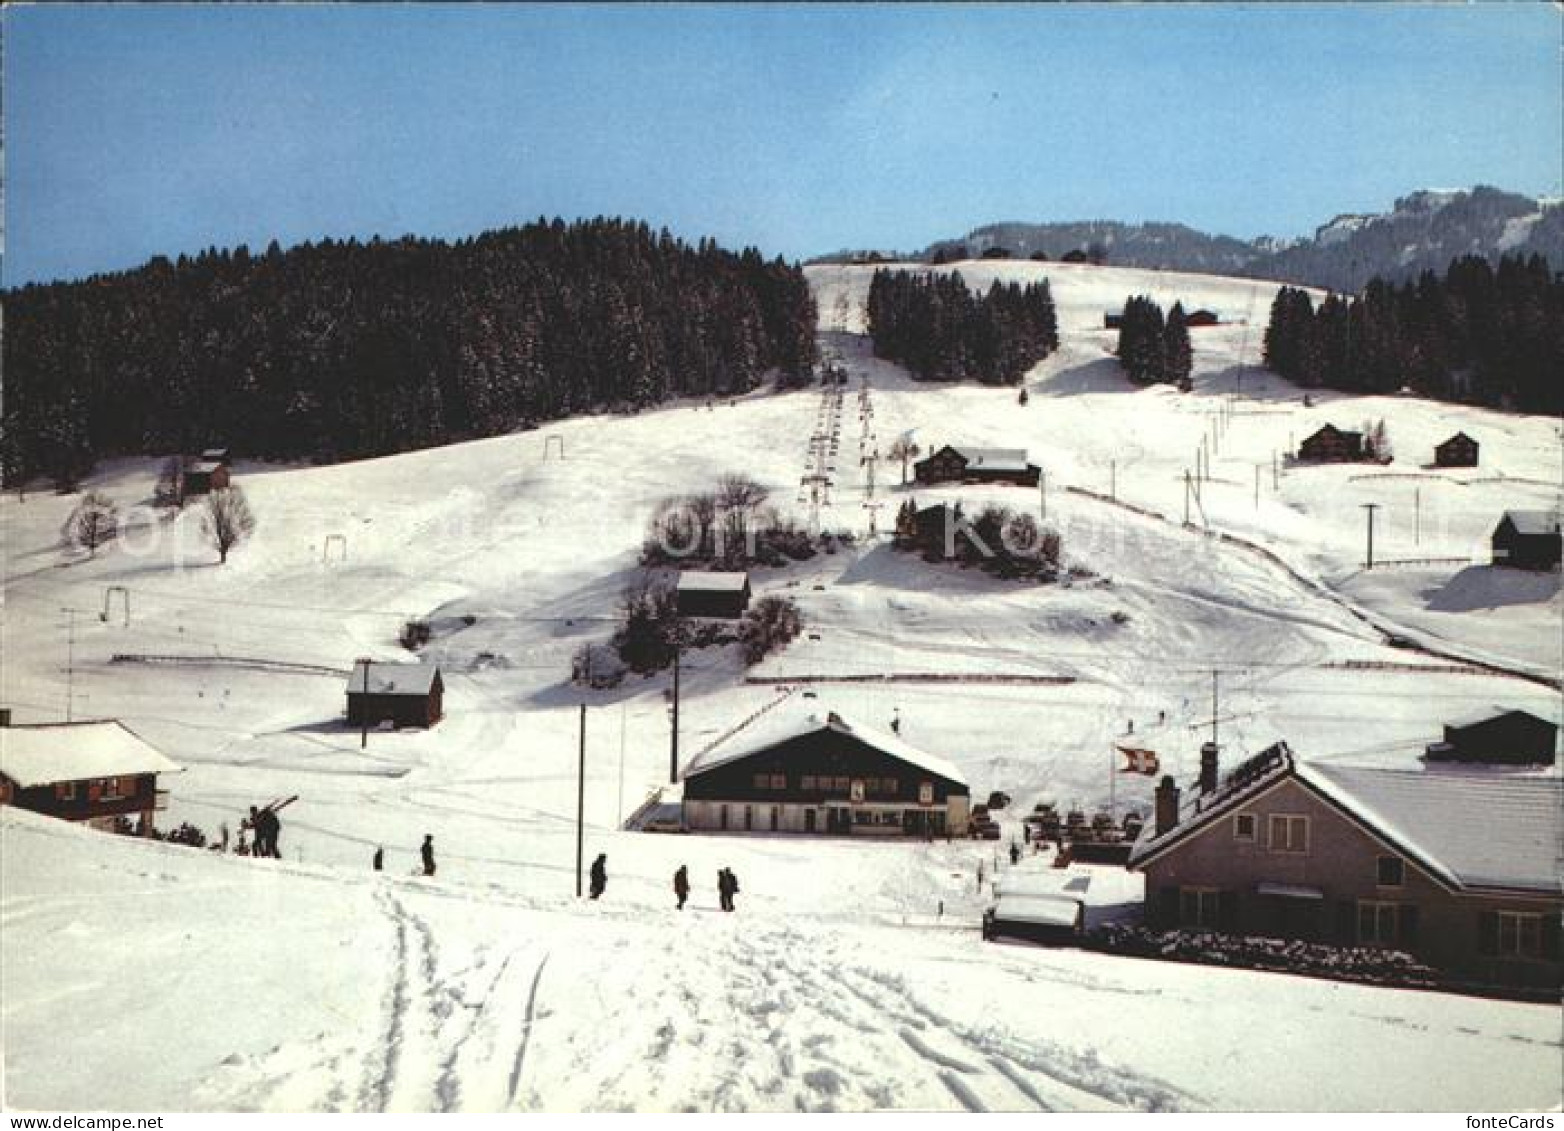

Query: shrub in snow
<box><xmin>400</xmin><ymin>620</ymin><xmax>433</xmax><ymax>651</ymax></box>
<box><xmin>1091</xmin><ymin>925</ymin><xmax>1440</xmax><ymax>988</ymax></box>
<box><xmin>739</xmin><ymin>596</ymin><xmax>802</xmax><ymax>665</ymax></box>
<box><xmin>572</xmin><ymin>642</ymin><xmax>626</xmax><ymax>689</ymax></box>
<box><xmin>61</xmin><ymin>492</ymin><xmax>120</xmax><ymax>558</ymax></box>
<box><xmin>612</xmin><ymin>577</ymin><xmax>680</xmax><ymax>674</ymax></box>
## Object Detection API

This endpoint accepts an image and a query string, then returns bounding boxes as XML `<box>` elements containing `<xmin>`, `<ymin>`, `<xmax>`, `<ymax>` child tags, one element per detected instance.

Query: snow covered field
<box><xmin>2</xmin><ymin>258</ymin><xmax>1559</xmax><ymax>1112</ymax></box>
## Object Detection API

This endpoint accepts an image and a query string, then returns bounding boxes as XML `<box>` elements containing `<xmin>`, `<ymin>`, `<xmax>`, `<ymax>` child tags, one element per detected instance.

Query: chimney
<box><xmin>1200</xmin><ymin>742</ymin><xmax>1220</xmax><ymax>794</ymax></box>
<box><xmin>1154</xmin><ymin>775</ymin><xmax>1181</xmax><ymax>837</ymax></box>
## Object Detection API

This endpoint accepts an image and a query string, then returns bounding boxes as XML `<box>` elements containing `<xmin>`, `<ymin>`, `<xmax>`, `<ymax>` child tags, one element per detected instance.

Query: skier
<box><xmin>673</xmin><ymin>865</ymin><xmax>689</xmax><ymax>911</ymax></box>
<box><xmin>421</xmin><ymin>834</ymin><xmax>436</xmax><ymax>877</ymax></box>
<box><xmin>1009</xmin><ymin>842</ymin><xmax>1021</xmax><ymax>866</ymax></box>
<box><xmin>256</xmin><ymin>805</ymin><xmax>281</xmax><ymax>859</ymax></box>
<box><xmin>725</xmin><ymin>868</ymin><xmax>740</xmax><ymax>912</ymax></box>
<box><xmin>590</xmin><ymin>854</ymin><xmax>607</xmax><ymax>900</ymax></box>
<box><xmin>716</xmin><ymin>868</ymin><xmax>729</xmax><ymax>912</ymax></box>
<box><xmin>373</xmin><ymin>846</ymin><xmax>384</xmax><ymax>872</ymax></box>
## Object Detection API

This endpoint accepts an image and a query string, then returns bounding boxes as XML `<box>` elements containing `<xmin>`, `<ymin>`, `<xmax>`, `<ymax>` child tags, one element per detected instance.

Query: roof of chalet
<box><xmin>346</xmin><ymin>661</ymin><xmax>442</xmax><ymax>697</ymax></box>
<box><xmin>677</xmin><ymin>571</ymin><xmax>751</xmax><ymax>593</ymax></box>
<box><xmin>1436</xmin><ymin>432</ymin><xmax>1477</xmax><ymax>447</ymax></box>
<box><xmin>1128</xmin><ymin>743</ymin><xmax>1563</xmax><ymax>895</ymax></box>
<box><xmin>925</xmin><ymin>445</ymin><xmax>1035</xmax><ymax>472</ymax></box>
<box><xmin>1301</xmin><ymin>423</ymin><xmax>1363</xmax><ymax>442</ymax></box>
<box><xmin>1497</xmin><ymin>510</ymin><xmax>1561</xmax><ymax>537</ymax></box>
<box><xmin>187</xmin><ymin>460</ymin><xmax>225</xmax><ymax>475</ymax></box>
<box><xmin>682</xmin><ymin>707</ymin><xmax>968</xmax><ymax>788</ymax></box>
<box><xmin>0</xmin><ymin>721</ymin><xmax>183</xmax><ymax>787</ymax></box>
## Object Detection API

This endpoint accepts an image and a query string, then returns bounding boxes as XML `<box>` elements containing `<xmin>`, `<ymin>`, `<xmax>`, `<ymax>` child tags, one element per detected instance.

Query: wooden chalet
<box><xmin>1434</xmin><ymin>432</ymin><xmax>1479</xmax><ymax>468</ymax></box>
<box><xmin>913</xmin><ymin>445</ymin><xmax>1040</xmax><ymax>487</ymax></box>
<box><xmin>1184</xmin><ymin>309</ymin><xmax>1220</xmax><ymax>327</ymax></box>
<box><xmin>182</xmin><ymin>459</ymin><xmax>231</xmax><ymax>496</ymax></box>
<box><xmin>680</xmin><ymin>708</ymin><xmax>970</xmax><ymax>837</ymax></box>
<box><xmin>0</xmin><ymin>719</ymin><xmax>181</xmax><ymax>834</ymax></box>
<box><xmin>676</xmin><ymin>571</ymin><xmax>751</xmax><ymax>619</ymax></box>
<box><xmin>1296</xmin><ymin>424</ymin><xmax>1365</xmax><ymax>463</ymax></box>
<box><xmin>1426</xmin><ymin>708</ymin><xmax>1558</xmax><ymax>766</ymax></box>
<box><xmin>1129</xmin><ymin>743</ymin><xmax>1563</xmax><ymax>987</ymax></box>
<box><xmin>1491</xmin><ymin>510</ymin><xmax>1561</xmax><ymax>571</ymax></box>
<box><xmin>346</xmin><ymin>661</ymin><xmax>444</xmax><ymax>729</ymax></box>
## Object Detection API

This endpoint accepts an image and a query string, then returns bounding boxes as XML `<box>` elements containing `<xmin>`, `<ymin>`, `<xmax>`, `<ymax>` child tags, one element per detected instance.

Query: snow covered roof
<box><xmin>677</xmin><ymin>571</ymin><xmax>750</xmax><ymax>593</ymax></box>
<box><xmin>1300</xmin><ymin>763</ymin><xmax>1564</xmax><ymax>895</ymax></box>
<box><xmin>1436</xmin><ymin>432</ymin><xmax>1476</xmax><ymax>446</ymax></box>
<box><xmin>1129</xmin><ymin>744</ymin><xmax>1564</xmax><ymax>895</ymax></box>
<box><xmin>0</xmin><ymin>721</ymin><xmax>183</xmax><ymax>787</ymax></box>
<box><xmin>187</xmin><ymin>460</ymin><xmax>225</xmax><ymax>475</ymax></box>
<box><xmin>956</xmin><ymin>447</ymin><xmax>1034</xmax><ymax>472</ymax></box>
<box><xmin>1498</xmin><ymin>510</ymin><xmax>1560</xmax><ymax>536</ymax></box>
<box><xmin>682</xmin><ymin>707</ymin><xmax>968</xmax><ymax>788</ymax></box>
<box><xmin>347</xmin><ymin>661</ymin><xmax>441</xmax><ymax>696</ymax></box>
<box><xmin>987</xmin><ymin>893</ymin><xmax>1082</xmax><ymax>929</ymax></box>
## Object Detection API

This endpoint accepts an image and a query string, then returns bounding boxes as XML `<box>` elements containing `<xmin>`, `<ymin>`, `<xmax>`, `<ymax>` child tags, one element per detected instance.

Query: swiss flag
<box><xmin>1117</xmin><ymin>746</ymin><xmax>1160</xmax><ymax>775</ymax></box>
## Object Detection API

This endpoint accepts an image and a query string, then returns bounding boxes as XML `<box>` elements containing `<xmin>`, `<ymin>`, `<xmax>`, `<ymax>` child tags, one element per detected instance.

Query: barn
<box><xmin>1129</xmin><ymin>742</ymin><xmax>1563</xmax><ymax>987</ymax></box>
<box><xmin>182</xmin><ymin>459</ymin><xmax>231</xmax><ymax>496</ymax></box>
<box><xmin>913</xmin><ymin>445</ymin><xmax>1040</xmax><ymax>487</ymax></box>
<box><xmin>1425</xmin><ymin>708</ymin><xmax>1558</xmax><ymax>765</ymax></box>
<box><xmin>1296</xmin><ymin>424</ymin><xmax>1365</xmax><ymax>463</ymax></box>
<box><xmin>345</xmin><ymin>661</ymin><xmax>444</xmax><ymax>729</ymax></box>
<box><xmin>1434</xmin><ymin>432</ymin><xmax>1479</xmax><ymax>468</ymax></box>
<box><xmin>0</xmin><ymin>719</ymin><xmax>182</xmax><ymax>835</ymax></box>
<box><xmin>1491</xmin><ymin>510</ymin><xmax>1561</xmax><ymax>571</ymax></box>
<box><xmin>676</xmin><ymin>571</ymin><xmax>751</xmax><ymax>619</ymax></box>
<box><xmin>680</xmin><ymin>708</ymin><xmax>971</xmax><ymax>837</ymax></box>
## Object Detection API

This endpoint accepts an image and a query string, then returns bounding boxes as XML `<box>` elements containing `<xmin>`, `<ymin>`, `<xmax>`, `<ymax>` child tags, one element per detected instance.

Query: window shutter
<box><xmin>1477</xmin><ymin>911</ymin><xmax>1499</xmax><ymax>956</ymax></box>
<box><xmin>1335</xmin><ymin>900</ymin><xmax>1356</xmax><ymax>944</ymax></box>
<box><xmin>1398</xmin><ymin>904</ymin><xmax>1420</xmax><ymax>949</ymax></box>
<box><xmin>1541</xmin><ymin>913</ymin><xmax>1561</xmax><ymax>962</ymax></box>
<box><xmin>1217</xmin><ymin>890</ymin><xmax>1238</xmax><ymax>931</ymax></box>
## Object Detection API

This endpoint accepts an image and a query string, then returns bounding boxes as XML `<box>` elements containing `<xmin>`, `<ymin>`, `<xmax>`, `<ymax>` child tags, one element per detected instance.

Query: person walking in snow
<box><xmin>673</xmin><ymin>865</ymin><xmax>690</xmax><ymax>911</ymax></box>
<box><xmin>1009</xmin><ymin>842</ymin><xmax>1021</xmax><ymax>866</ymax></box>
<box><xmin>717</xmin><ymin>868</ymin><xmax>739</xmax><ymax>912</ymax></box>
<box><xmin>421</xmin><ymin>834</ymin><xmax>436</xmax><ymax>877</ymax></box>
<box><xmin>373</xmin><ymin>846</ymin><xmax>384</xmax><ymax>872</ymax></box>
<box><xmin>589</xmin><ymin>853</ymin><xmax>607</xmax><ymax>900</ymax></box>
<box><xmin>725</xmin><ymin>868</ymin><xmax>740</xmax><ymax>912</ymax></box>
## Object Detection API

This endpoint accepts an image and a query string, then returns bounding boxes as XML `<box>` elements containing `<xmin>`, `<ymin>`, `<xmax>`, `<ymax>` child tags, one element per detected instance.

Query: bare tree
<box><xmin>154</xmin><ymin>456</ymin><xmax>186</xmax><ymax>510</ymax></box>
<box><xmin>61</xmin><ymin>492</ymin><xmax>120</xmax><ymax>558</ymax></box>
<box><xmin>888</xmin><ymin>437</ymin><xmax>921</xmax><ymax>485</ymax></box>
<box><xmin>203</xmin><ymin>485</ymin><xmax>257</xmax><ymax>564</ymax></box>
<box><xmin>716</xmin><ymin>473</ymin><xmax>769</xmax><ymax>561</ymax></box>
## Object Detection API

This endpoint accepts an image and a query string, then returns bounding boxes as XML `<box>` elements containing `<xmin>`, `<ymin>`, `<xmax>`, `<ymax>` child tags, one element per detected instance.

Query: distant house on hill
<box><xmin>1425</xmin><ymin>708</ymin><xmax>1557</xmax><ymax>766</ymax></box>
<box><xmin>1297</xmin><ymin>424</ymin><xmax>1365</xmax><ymax>463</ymax></box>
<box><xmin>1129</xmin><ymin>742</ymin><xmax>1563</xmax><ymax>988</ymax></box>
<box><xmin>1434</xmin><ymin>432</ymin><xmax>1479</xmax><ymax>468</ymax></box>
<box><xmin>1185</xmin><ymin>309</ymin><xmax>1220</xmax><ymax>327</ymax></box>
<box><xmin>676</xmin><ymin>571</ymin><xmax>751</xmax><ymax>619</ymax></box>
<box><xmin>914</xmin><ymin>445</ymin><xmax>1040</xmax><ymax>487</ymax></box>
<box><xmin>346</xmin><ymin>661</ymin><xmax>444</xmax><ymax>729</ymax></box>
<box><xmin>1103</xmin><ymin>313</ymin><xmax>1123</xmax><ymax>330</ymax></box>
<box><xmin>181</xmin><ymin>459</ymin><xmax>231</xmax><ymax>496</ymax></box>
<box><xmin>680</xmin><ymin>708</ymin><xmax>971</xmax><ymax>837</ymax></box>
<box><xmin>0</xmin><ymin>718</ymin><xmax>182</xmax><ymax>834</ymax></box>
<box><xmin>1491</xmin><ymin>510</ymin><xmax>1561</xmax><ymax>571</ymax></box>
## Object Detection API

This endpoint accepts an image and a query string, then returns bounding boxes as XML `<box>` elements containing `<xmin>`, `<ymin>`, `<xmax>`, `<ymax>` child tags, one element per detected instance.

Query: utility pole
<box><xmin>1414</xmin><ymin>488</ymin><xmax>1421</xmax><ymax>547</ymax></box>
<box><xmin>1272</xmin><ymin>452</ymin><xmax>1280</xmax><ymax>491</ymax></box>
<box><xmin>669</xmin><ymin>638</ymin><xmax>681</xmax><ymax>784</ymax></box>
<box><xmin>1211</xmin><ymin>669</ymin><xmax>1219</xmax><ymax>751</ymax></box>
<box><xmin>1361</xmin><ymin>503</ymin><xmax>1380</xmax><ymax>570</ymax></box>
<box><xmin>576</xmin><ymin>702</ymin><xmax>586</xmax><ymax>898</ymax></box>
<box><xmin>62</xmin><ymin>608</ymin><xmax>77</xmax><ymax>722</ymax></box>
<box><xmin>1039</xmin><ymin>470</ymin><xmax>1047</xmax><ymax>522</ymax></box>
<box><xmin>359</xmin><ymin>658</ymin><xmax>371</xmax><ymax>749</ymax></box>
<box><xmin>1183</xmin><ymin>470</ymin><xmax>1192</xmax><ymax>526</ymax></box>
<box><xmin>1254</xmin><ymin>464</ymin><xmax>1261</xmax><ymax>509</ymax></box>
<box><xmin>1109</xmin><ymin>459</ymin><xmax>1117</xmax><ymax>502</ymax></box>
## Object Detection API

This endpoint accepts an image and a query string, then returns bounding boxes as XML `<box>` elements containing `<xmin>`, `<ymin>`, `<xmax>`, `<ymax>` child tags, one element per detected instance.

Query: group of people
<box><xmin>371</xmin><ymin>834</ymin><xmax>437</xmax><ymax>876</ymax></box>
<box><xmin>671</xmin><ymin>864</ymin><xmax>740</xmax><ymax>912</ymax></box>
<box><xmin>243</xmin><ymin>805</ymin><xmax>282</xmax><ymax>858</ymax></box>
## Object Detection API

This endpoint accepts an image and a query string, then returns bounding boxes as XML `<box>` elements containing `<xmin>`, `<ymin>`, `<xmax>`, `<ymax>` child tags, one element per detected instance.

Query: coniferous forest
<box><xmin>1263</xmin><ymin>253</ymin><xmax>1562</xmax><ymax>414</ymax></box>
<box><xmin>1</xmin><ymin>218</ymin><xmax>818</xmax><ymax>487</ymax></box>
<box><xmin>866</xmin><ymin>269</ymin><xmax>1058</xmax><ymax>384</ymax></box>
<box><xmin>1114</xmin><ymin>296</ymin><xmax>1193</xmax><ymax>389</ymax></box>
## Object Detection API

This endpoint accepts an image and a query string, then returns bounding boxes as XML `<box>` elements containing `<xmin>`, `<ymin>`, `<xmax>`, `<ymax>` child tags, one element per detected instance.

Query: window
<box><xmin>1180</xmin><ymin>887</ymin><xmax>1221</xmax><ymax>928</ymax></box>
<box><xmin>1269</xmin><ymin>814</ymin><xmax>1309</xmax><ymax>854</ymax></box>
<box><xmin>753</xmin><ymin>773</ymin><xmax>771</xmax><ymax>790</ymax></box>
<box><xmin>770</xmin><ymin>774</ymin><xmax>786</xmax><ymax>790</ymax></box>
<box><xmin>1234</xmin><ymin>814</ymin><xmax>1256</xmax><ymax>841</ymax></box>
<box><xmin>57</xmin><ymin>781</ymin><xmax>78</xmax><ymax>801</ymax></box>
<box><xmin>1498</xmin><ymin>912</ymin><xmax>1544</xmax><ymax>959</ymax></box>
<box><xmin>882</xmin><ymin>777</ymin><xmax>899</xmax><ymax>795</ymax></box>
<box><xmin>833</xmin><ymin>777</ymin><xmax>850</xmax><ymax>793</ymax></box>
<box><xmin>1358</xmin><ymin>901</ymin><xmax>1401</xmax><ymax>945</ymax></box>
<box><xmin>1376</xmin><ymin>856</ymin><xmax>1404</xmax><ymax>887</ymax></box>
<box><xmin>853</xmin><ymin>810</ymin><xmax>874</xmax><ymax>825</ymax></box>
<box><xmin>801</xmin><ymin>775</ymin><xmax>817</xmax><ymax>791</ymax></box>
<box><xmin>101</xmin><ymin>777</ymin><xmax>123</xmax><ymax>801</ymax></box>
<box><xmin>753</xmin><ymin>773</ymin><xmax>786</xmax><ymax>790</ymax></box>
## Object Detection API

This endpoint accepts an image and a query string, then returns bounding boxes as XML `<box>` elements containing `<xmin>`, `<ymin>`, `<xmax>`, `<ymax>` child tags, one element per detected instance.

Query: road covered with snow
<box><xmin>2</xmin><ymin>258</ymin><xmax>1559</xmax><ymax>1111</ymax></box>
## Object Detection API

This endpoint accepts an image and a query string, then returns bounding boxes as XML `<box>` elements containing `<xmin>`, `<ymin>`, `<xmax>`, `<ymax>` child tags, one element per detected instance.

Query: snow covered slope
<box><xmin>2</xmin><ymin>256</ymin><xmax>1559</xmax><ymax>1112</ymax></box>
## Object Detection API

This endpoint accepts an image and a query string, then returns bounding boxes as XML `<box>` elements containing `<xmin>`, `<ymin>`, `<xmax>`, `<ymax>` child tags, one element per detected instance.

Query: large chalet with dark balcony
<box><xmin>680</xmin><ymin>708</ymin><xmax>970</xmax><ymax>837</ymax></box>
<box><xmin>913</xmin><ymin>445</ymin><xmax>1040</xmax><ymax>488</ymax></box>
<box><xmin>1128</xmin><ymin>743</ymin><xmax>1563</xmax><ymax>987</ymax></box>
<box><xmin>1296</xmin><ymin>424</ymin><xmax>1365</xmax><ymax>463</ymax></box>
<box><xmin>0</xmin><ymin>719</ymin><xmax>182</xmax><ymax>835</ymax></box>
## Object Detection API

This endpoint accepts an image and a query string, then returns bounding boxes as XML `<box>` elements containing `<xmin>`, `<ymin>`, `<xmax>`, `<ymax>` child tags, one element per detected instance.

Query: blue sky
<box><xmin>5</xmin><ymin>3</ymin><xmax>1560</xmax><ymax>286</ymax></box>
